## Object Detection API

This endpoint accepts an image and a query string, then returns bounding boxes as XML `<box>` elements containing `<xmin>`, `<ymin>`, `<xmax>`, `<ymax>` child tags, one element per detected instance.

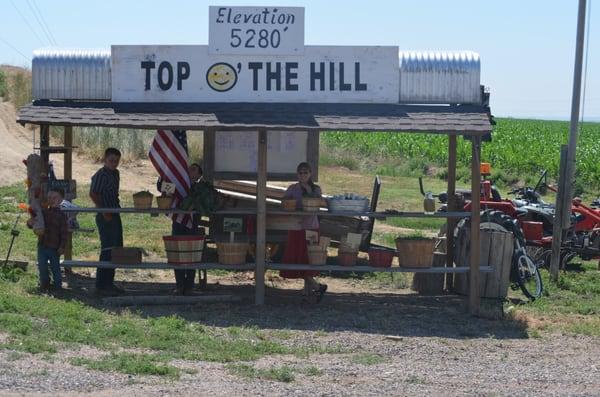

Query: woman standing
<box><xmin>280</xmin><ymin>162</ymin><xmax>327</xmax><ymax>302</ymax></box>
<box><xmin>158</xmin><ymin>163</ymin><xmax>203</xmax><ymax>295</ymax></box>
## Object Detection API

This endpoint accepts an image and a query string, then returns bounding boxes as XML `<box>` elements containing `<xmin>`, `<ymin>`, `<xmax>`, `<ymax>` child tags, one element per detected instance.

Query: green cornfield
<box><xmin>321</xmin><ymin>118</ymin><xmax>600</xmax><ymax>191</ymax></box>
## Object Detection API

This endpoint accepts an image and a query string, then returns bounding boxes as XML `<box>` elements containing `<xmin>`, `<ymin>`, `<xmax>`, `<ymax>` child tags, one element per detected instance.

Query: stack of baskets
<box><xmin>163</xmin><ymin>235</ymin><xmax>204</xmax><ymax>264</ymax></box>
<box><xmin>338</xmin><ymin>241</ymin><xmax>359</xmax><ymax>266</ymax></box>
<box><xmin>217</xmin><ymin>242</ymin><xmax>248</xmax><ymax>265</ymax></box>
<box><xmin>133</xmin><ymin>191</ymin><xmax>154</xmax><ymax>209</ymax></box>
<box><xmin>307</xmin><ymin>237</ymin><xmax>331</xmax><ymax>265</ymax></box>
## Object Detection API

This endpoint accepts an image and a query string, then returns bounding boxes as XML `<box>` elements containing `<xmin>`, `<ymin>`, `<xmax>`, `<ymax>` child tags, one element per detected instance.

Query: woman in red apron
<box><xmin>280</xmin><ymin>162</ymin><xmax>327</xmax><ymax>302</ymax></box>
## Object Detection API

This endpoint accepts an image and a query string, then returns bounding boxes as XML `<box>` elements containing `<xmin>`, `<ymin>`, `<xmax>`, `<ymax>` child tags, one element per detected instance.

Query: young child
<box><xmin>28</xmin><ymin>188</ymin><xmax>68</xmax><ymax>291</ymax></box>
<box><xmin>89</xmin><ymin>147</ymin><xmax>124</xmax><ymax>294</ymax></box>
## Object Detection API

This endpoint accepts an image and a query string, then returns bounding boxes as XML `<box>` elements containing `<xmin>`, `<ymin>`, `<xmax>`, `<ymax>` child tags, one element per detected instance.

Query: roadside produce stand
<box><xmin>16</xmin><ymin>6</ymin><xmax>493</xmax><ymax>314</ymax></box>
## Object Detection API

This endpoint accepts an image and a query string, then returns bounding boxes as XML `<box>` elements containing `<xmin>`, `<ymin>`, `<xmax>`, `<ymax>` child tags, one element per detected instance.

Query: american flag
<box><xmin>148</xmin><ymin>129</ymin><xmax>192</xmax><ymax>228</ymax></box>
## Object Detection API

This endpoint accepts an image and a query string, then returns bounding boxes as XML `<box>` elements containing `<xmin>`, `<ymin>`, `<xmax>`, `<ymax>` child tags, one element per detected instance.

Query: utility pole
<box><xmin>550</xmin><ymin>0</ymin><xmax>587</xmax><ymax>280</ymax></box>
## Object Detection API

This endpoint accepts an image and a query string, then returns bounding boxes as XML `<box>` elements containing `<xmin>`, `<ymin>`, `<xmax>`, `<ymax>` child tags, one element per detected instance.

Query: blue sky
<box><xmin>0</xmin><ymin>0</ymin><xmax>597</xmax><ymax>120</ymax></box>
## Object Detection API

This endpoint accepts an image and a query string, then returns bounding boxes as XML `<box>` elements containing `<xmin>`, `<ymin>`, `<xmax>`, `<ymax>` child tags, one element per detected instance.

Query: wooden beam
<box><xmin>469</xmin><ymin>136</ymin><xmax>481</xmax><ymax>315</ymax></box>
<box><xmin>255</xmin><ymin>129</ymin><xmax>267</xmax><ymax>305</ymax></box>
<box><xmin>63</xmin><ymin>126</ymin><xmax>73</xmax><ymax>262</ymax></box>
<box><xmin>203</xmin><ymin>129</ymin><xmax>216</xmax><ymax>182</ymax></box>
<box><xmin>40</xmin><ymin>125</ymin><xmax>50</xmax><ymax>174</ymax></box>
<box><xmin>63</xmin><ymin>126</ymin><xmax>73</xmax><ymax>180</ymax></box>
<box><xmin>446</xmin><ymin>134</ymin><xmax>457</xmax><ymax>291</ymax></box>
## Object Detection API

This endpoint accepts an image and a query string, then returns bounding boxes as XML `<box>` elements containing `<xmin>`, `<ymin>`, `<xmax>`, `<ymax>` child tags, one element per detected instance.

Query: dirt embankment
<box><xmin>0</xmin><ymin>100</ymin><xmax>159</xmax><ymax>192</ymax></box>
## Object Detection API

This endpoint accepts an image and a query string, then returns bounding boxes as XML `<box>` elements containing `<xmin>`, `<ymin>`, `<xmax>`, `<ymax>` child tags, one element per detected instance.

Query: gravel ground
<box><xmin>1</xmin><ymin>274</ymin><xmax>599</xmax><ymax>396</ymax></box>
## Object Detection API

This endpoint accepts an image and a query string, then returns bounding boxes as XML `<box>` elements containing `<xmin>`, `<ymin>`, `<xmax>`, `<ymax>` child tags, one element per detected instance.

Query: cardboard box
<box><xmin>111</xmin><ymin>247</ymin><xmax>142</xmax><ymax>265</ymax></box>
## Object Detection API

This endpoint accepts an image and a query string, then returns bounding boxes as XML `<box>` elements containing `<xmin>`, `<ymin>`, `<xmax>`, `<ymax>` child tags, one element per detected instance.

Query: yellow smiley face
<box><xmin>206</xmin><ymin>63</ymin><xmax>237</xmax><ymax>92</ymax></box>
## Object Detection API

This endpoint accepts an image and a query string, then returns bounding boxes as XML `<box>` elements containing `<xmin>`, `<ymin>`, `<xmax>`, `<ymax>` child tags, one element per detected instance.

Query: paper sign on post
<box><xmin>345</xmin><ymin>232</ymin><xmax>362</xmax><ymax>249</ymax></box>
<box><xmin>223</xmin><ymin>217</ymin><xmax>243</xmax><ymax>233</ymax></box>
<box><xmin>305</xmin><ymin>230</ymin><xmax>319</xmax><ymax>245</ymax></box>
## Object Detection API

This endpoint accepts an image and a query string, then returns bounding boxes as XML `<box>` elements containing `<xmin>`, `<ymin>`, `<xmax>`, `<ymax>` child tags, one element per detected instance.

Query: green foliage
<box><xmin>321</xmin><ymin>119</ymin><xmax>600</xmax><ymax>192</ymax></box>
<box><xmin>179</xmin><ymin>180</ymin><xmax>216</xmax><ymax>216</ymax></box>
<box><xmin>226</xmin><ymin>363</ymin><xmax>296</xmax><ymax>382</ymax></box>
<box><xmin>71</xmin><ymin>353</ymin><xmax>181</xmax><ymax>378</ymax></box>
<box><xmin>351</xmin><ymin>353</ymin><xmax>388</xmax><ymax>365</ymax></box>
<box><xmin>0</xmin><ymin>69</ymin><xmax>7</xmax><ymax>98</ymax></box>
<box><xmin>6</xmin><ymin>70</ymin><xmax>32</xmax><ymax>109</ymax></box>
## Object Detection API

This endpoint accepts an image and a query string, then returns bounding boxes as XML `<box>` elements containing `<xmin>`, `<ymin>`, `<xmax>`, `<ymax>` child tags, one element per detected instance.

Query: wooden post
<box><xmin>446</xmin><ymin>134</ymin><xmax>457</xmax><ymax>290</ymax></box>
<box><xmin>469</xmin><ymin>136</ymin><xmax>481</xmax><ymax>315</ymax></box>
<box><xmin>255</xmin><ymin>129</ymin><xmax>267</xmax><ymax>305</ymax></box>
<box><xmin>64</xmin><ymin>126</ymin><xmax>73</xmax><ymax>262</ymax></box>
<box><xmin>550</xmin><ymin>145</ymin><xmax>569</xmax><ymax>279</ymax></box>
<box><xmin>40</xmin><ymin>125</ymin><xmax>50</xmax><ymax>174</ymax></box>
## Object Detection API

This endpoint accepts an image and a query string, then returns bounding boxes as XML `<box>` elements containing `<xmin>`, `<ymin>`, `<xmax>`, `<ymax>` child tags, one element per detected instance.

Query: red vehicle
<box><xmin>421</xmin><ymin>167</ymin><xmax>600</xmax><ymax>268</ymax></box>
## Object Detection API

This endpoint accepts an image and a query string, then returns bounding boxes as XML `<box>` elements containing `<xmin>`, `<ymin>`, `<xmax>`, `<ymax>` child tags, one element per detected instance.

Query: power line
<box><xmin>25</xmin><ymin>0</ymin><xmax>56</xmax><ymax>46</ymax></box>
<box><xmin>31</xmin><ymin>0</ymin><xmax>57</xmax><ymax>45</ymax></box>
<box><xmin>9</xmin><ymin>0</ymin><xmax>46</xmax><ymax>46</ymax></box>
<box><xmin>0</xmin><ymin>36</ymin><xmax>32</xmax><ymax>63</ymax></box>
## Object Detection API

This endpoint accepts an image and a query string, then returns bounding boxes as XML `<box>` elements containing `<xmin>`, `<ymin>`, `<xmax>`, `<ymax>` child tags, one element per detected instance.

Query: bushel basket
<box><xmin>163</xmin><ymin>235</ymin><xmax>204</xmax><ymax>264</ymax></box>
<box><xmin>217</xmin><ymin>242</ymin><xmax>248</xmax><ymax>265</ymax></box>
<box><xmin>395</xmin><ymin>237</ymin><xmax>435</xmax><ymax>268</ymax></box>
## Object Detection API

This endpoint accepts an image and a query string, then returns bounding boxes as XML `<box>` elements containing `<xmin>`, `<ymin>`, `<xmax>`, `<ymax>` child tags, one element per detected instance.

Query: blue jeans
<box><xmin>37</xmin><ymin>245</ymin><xmax>61</xmax><ymax>288</ymax></box>
<box><xmin>95</xmin><ymin>213</ymin><xmax>123</xmax><ymax>289</ymax></box>
<box><xmin>172</xmin><ymin>222</ymin><xmax>196</xmax><ymax>290</ymax></box>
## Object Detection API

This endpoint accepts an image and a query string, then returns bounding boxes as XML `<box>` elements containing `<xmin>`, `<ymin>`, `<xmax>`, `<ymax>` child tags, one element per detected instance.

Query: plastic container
<box><xmin>368</xmin><ymin>247</ymin><xmax>394</xmax><ymax>267</ymax></box>
<box><xmin>163</xmin><ymin>235</ymin><xmax>204</xmax><ymax>264</ymax></box>
<box><xmin>395</xmin><ymin>237</ymin><xmax>436</xmax><ymax>268</ymax></box>
<box><xmin>217</xmin><ymin>242</ymin><xmax>248</xmax><ymax>265</ymax></box>
<box><xmin>327</xmin><ymin>198</ymin><xmax>369</xmax><ymax>213</ymax></box>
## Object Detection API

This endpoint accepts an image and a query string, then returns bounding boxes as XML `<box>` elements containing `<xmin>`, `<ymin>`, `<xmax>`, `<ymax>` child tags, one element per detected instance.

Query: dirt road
<box><xmin>0</xmin><ymin>100</ymin><xmax>160</xmax><ymax>191</ymax></box>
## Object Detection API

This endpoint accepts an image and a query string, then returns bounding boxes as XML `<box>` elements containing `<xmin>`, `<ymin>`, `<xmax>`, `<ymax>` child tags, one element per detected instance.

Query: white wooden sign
<box><xmin>111</xmin><ymin>45</ymin><xmax>399</xmax><ymax>103</ymax></box>
<box><xmin>214</xmin><ymin>130</ymin><xmax>307</xmax><ymax>174</ymax></box>
<box><xmin>209</xmin><ymin>6</ymin><xmax>304</xmax><ymax>55</ymax></box>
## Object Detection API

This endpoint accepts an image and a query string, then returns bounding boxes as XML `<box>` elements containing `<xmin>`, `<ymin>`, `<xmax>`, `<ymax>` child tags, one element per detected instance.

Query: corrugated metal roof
<box><xmin>17</xmin><ymin>101</ymin><xmax>492</xmax><ymax>135</ymax></box>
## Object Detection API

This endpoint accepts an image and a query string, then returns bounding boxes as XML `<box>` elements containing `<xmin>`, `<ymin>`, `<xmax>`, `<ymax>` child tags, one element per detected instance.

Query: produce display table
<box><xmin>61</xmin><ymin>260</ymin><xmax>254</xmax><ymax>270</ymax></box>
<box><xmin>61</xmin><ymin>260</ymin><xmax>492</xmax><ymax>274</ymax></box>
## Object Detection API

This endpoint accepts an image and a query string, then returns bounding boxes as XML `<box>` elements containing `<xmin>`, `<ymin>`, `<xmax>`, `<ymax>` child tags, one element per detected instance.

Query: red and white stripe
<box><xmin>149</xmin><ymin>129</ymin><xmax>192</xmax><ymax>228</ymax></box>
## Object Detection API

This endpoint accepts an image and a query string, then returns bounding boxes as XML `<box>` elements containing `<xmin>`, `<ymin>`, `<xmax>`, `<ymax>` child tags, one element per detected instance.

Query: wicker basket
<box><xmin>281</xmin><ymin>198</ymin><xmax>297</xmax><ymax>211</ymax></box>
<box><xmin>307</xmin><ymin>245</ymin><xmax>327</xmax><ymax>265</ymax></box>
<box><xmin>368</xmin><ymin>247</ymin><xmax>394</xmax><ymax>268</ymax></box>
<box><xmin>133</xmin><ymin>192</ymin><xmax>154</xmax><ymax>209</ymax></box>
<box><xmin>217</xmin><ymin>242</ymin><xmax>248</xmax><ymax>265</ymax></box>
<box><xmin>163</xmin><ymin>235</ymin><xmax>204</xmax><ymax>264</ymax></box>
<box><xmin>156</xmin><ymin>196</ymin><xmax>173</xmax><ymax>209</ymax></box>
<box><xmin>338</xmin><ymin>243</ymin><xmax>358</xmax><ymax>266</ymax></box>
<box><xmin>301</xmin><ymin>197</ymin><xmax>322</xmax><ymax>212</ymax></box>
<box><xmin>395</xmin><ymin>237</ymin><xmax>436</xmax><ymax>268</ymax></box>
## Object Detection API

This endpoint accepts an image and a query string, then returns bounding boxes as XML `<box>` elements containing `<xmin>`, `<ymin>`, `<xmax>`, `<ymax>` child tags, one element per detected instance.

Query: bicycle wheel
<box><xmin>514</xmin><ymin>250</ymin><xmax>543</xmax><ymax>300</ymax></box>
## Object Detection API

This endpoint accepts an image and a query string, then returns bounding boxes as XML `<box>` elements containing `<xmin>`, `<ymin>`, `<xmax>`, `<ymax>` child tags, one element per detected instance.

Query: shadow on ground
<box><xmin>58</xmin><ymin>272</ymin><xmax>529</xmax><ymax>341</ymax></box>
